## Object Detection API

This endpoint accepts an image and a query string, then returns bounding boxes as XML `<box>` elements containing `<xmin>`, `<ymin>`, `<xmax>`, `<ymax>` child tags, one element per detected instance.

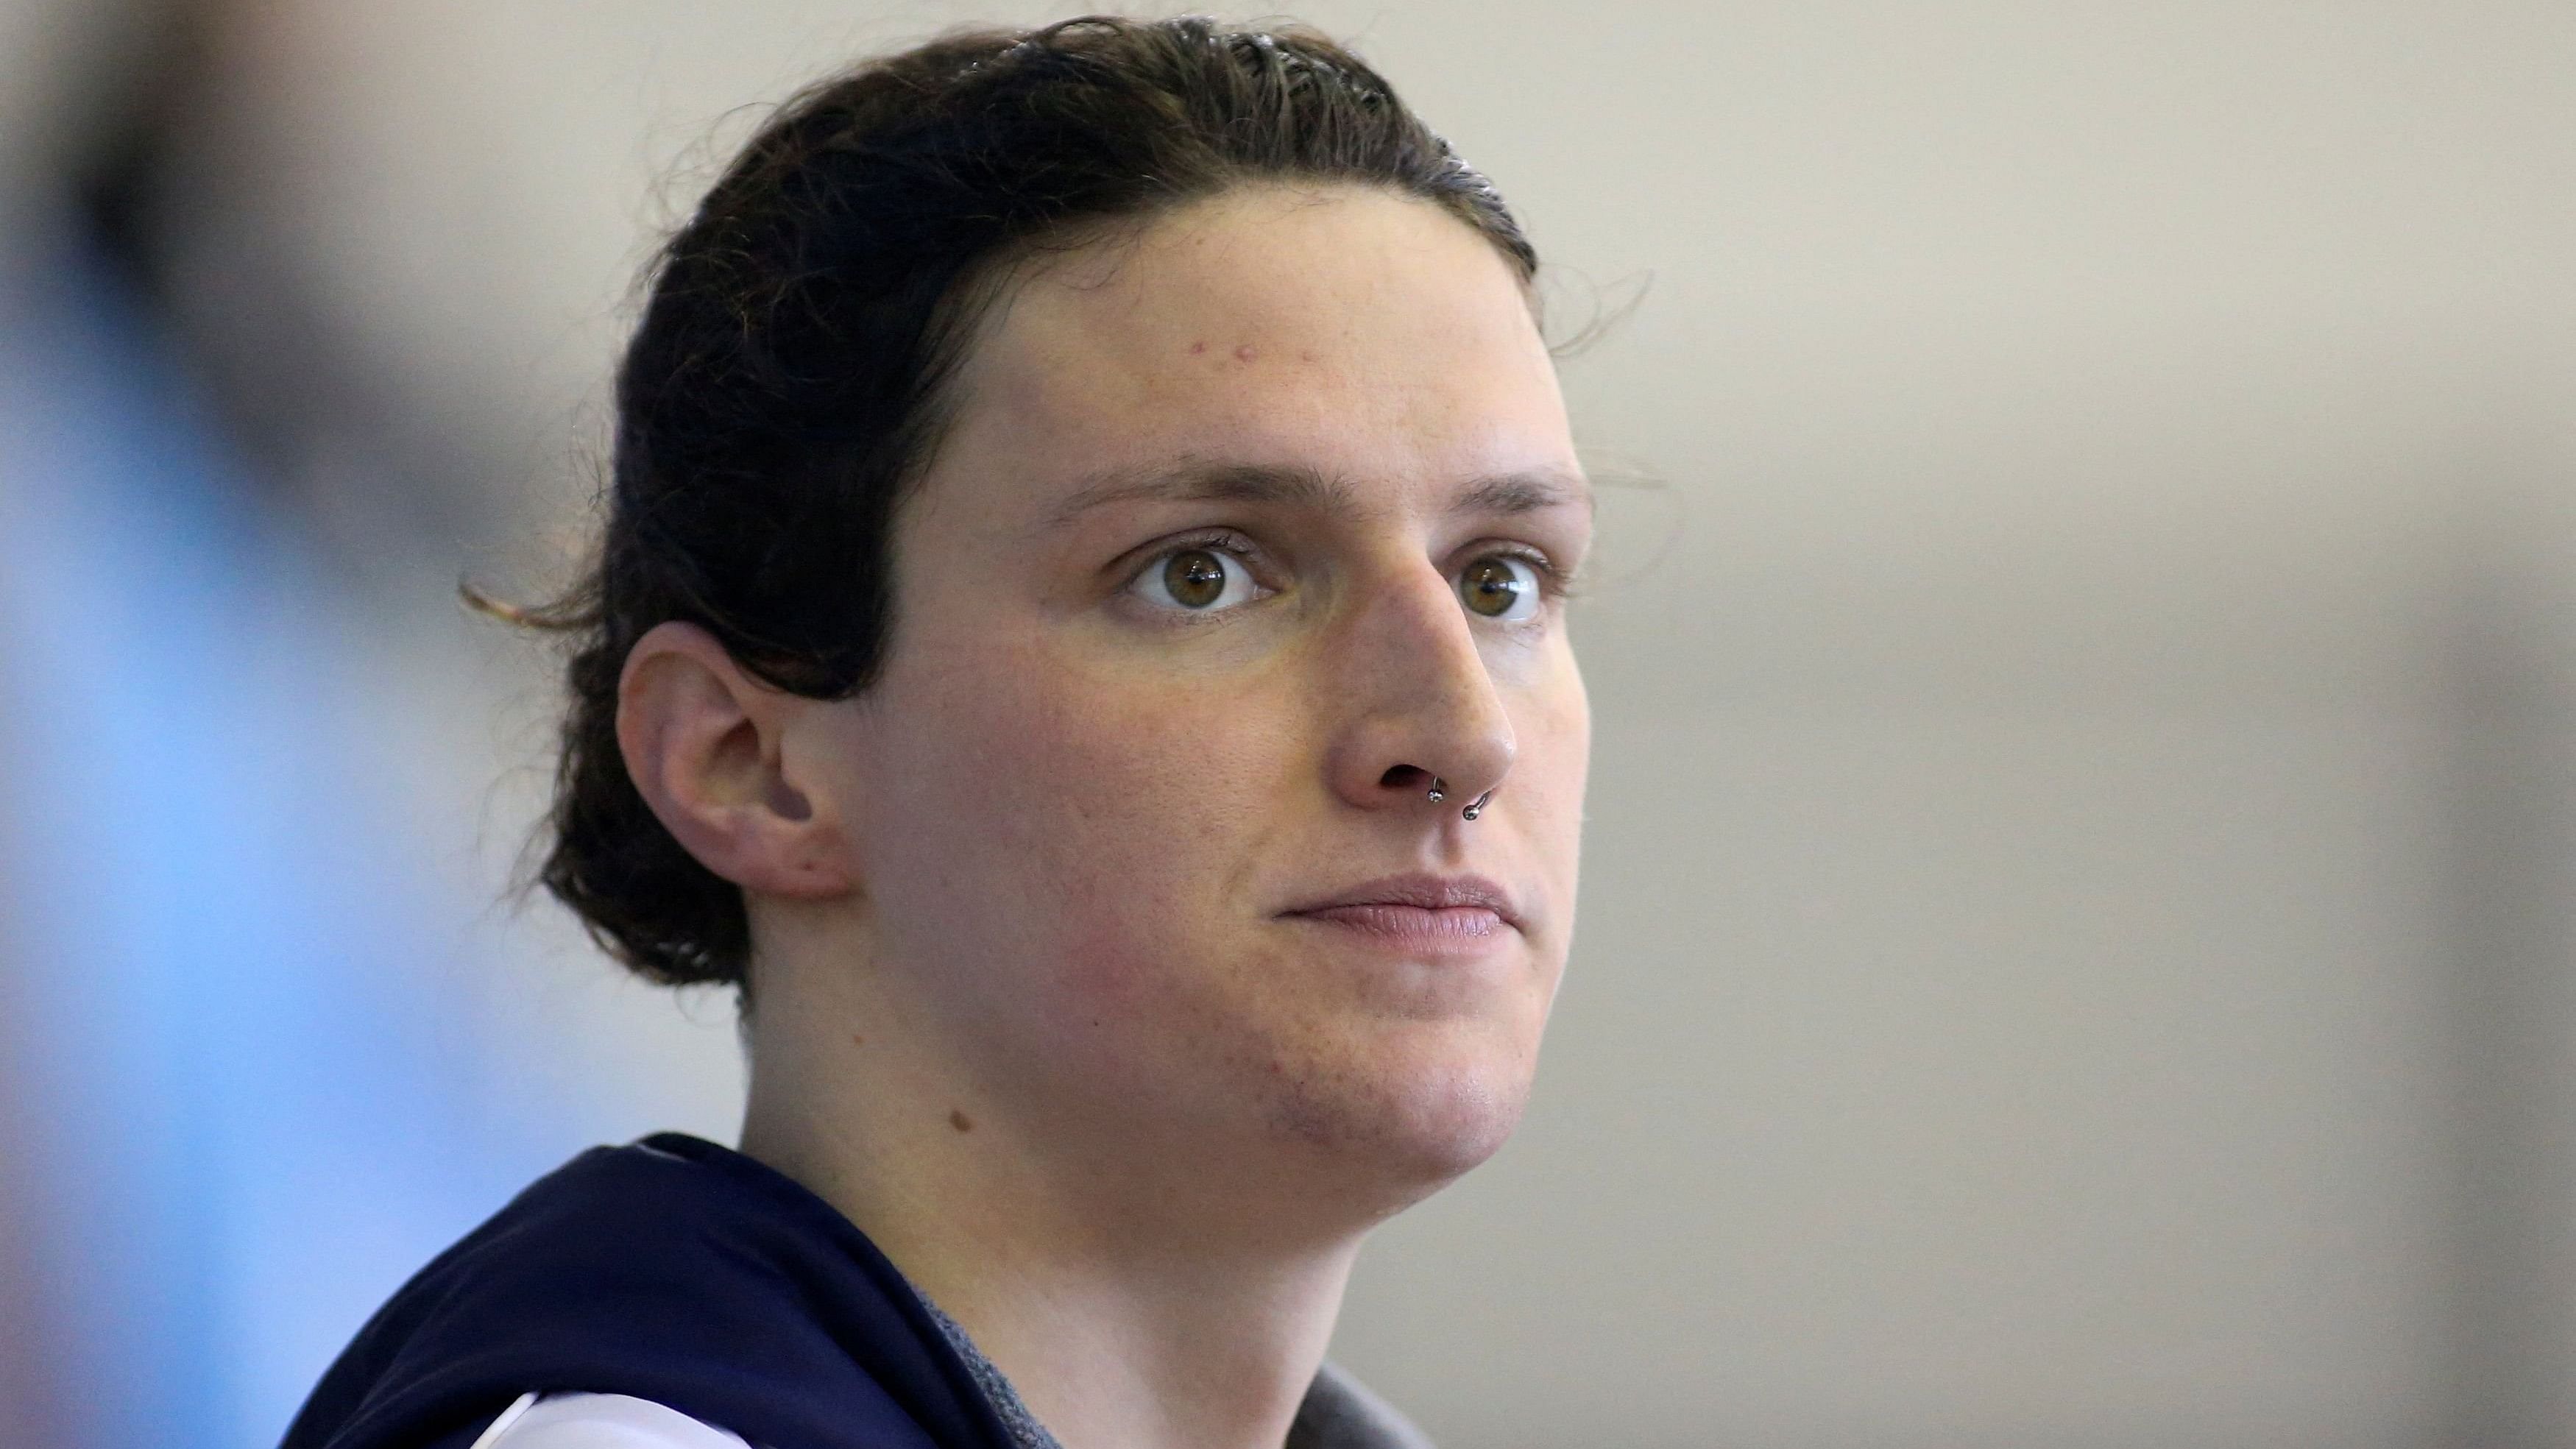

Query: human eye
<box><xmin>1454</xmin><ymin>550</ymin><xmax>1552</xmax><ymax>624</ymax></box>
<box><xmin>1125</xmin><ymin>533</ymin><xmax>1270</xmax><ymax>615</ymax></box>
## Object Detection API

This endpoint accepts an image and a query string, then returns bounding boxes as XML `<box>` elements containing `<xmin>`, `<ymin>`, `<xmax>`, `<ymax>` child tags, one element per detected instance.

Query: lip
<box><xmin>1279</xmin><ymin>872</ymin><xmax>1524</xmax><ymax>949</ymax></box>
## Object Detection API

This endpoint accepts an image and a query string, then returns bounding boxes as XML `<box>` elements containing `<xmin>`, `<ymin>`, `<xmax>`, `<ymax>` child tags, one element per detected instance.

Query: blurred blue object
<box><xmin>0</xmin><ymin>244</ymin><xmax>567</xmax><ymax>1449</ymax></box>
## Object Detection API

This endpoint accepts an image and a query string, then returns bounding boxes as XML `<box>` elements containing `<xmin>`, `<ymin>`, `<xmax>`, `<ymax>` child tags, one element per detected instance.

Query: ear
<box><xmin>616</xmin><ymin>620</ymin><xmax>857</xmax><ymax>899</ymax></box>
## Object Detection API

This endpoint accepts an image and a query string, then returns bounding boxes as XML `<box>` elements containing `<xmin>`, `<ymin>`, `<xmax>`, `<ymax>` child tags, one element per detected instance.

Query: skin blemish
<box><xmin>1189</xmin><ymin>339</ymin><xmax>1207</xmax><ymax>354</ymax></box>
<box><xmin>949</xmin><ymin>1109</ymin><xmax>974</xmax><ymax>1133</ymax></box>
<box><xmin>851</xmin><ymin>1033</ymin><xmax>865</xmax><ymax>1047</ymax></box>
<box><xmin>1234</xmin><ymin>344</ymin><xmax>1257</xmax><ymax>363</ymax></box>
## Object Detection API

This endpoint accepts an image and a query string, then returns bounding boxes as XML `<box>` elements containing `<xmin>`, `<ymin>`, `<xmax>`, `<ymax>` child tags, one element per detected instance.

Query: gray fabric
<box><xmin>919</xmin><ymin>1297</ymin><xmax>1434</xmax><ymax>1449</ymax></box>
<box><xmin>1287</xmin><ymin>1361</ymin><xmax>1438</xmax><ymax>1449</ymax></box>
<box><xmin>919</xmin><ymin>1298</ymin><xmax>1067</xmax><ymax>1449</ymax></box>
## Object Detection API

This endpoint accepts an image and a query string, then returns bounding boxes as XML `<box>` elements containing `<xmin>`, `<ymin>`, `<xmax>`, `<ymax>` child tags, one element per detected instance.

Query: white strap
<box><xmin>469</xmin><ymin>1392</ymin><xmax>752</xmax><ymax>1449</ymax></box>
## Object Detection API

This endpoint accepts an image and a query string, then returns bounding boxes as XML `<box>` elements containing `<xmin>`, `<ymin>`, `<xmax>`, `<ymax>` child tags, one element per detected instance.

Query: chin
<box><xmin>1260</xmin><ymin>1019</ymin><xmax>1541</xmax><ymax>1202</ymax></box>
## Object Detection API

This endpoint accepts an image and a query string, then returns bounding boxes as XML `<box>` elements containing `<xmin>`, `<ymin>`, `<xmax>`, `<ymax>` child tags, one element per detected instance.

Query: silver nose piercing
<box><xmin>1426</xmin><ymin>777</ymin><xmax>1496</xmax><ymax>821</ymax></box>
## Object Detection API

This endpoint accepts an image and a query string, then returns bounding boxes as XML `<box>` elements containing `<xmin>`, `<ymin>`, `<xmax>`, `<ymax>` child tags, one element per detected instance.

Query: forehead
<box><xmin>927</xmin><ymin>185</ymin><xmax>1576</xmax><ymax>524</ymax></box>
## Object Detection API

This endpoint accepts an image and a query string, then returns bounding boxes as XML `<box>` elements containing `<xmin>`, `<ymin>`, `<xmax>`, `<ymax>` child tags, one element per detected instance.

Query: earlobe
<box><xmin>615</xmin><ymin>621</ymin><xmax>855</xmax><ymax>899</ymax></box>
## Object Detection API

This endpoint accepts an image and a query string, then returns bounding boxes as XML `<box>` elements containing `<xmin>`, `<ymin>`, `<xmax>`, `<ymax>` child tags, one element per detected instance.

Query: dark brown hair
<box><xmin>514</xmin><ymin>14</ymin><xmax>1538</xmax><ymax>991</ymax></box>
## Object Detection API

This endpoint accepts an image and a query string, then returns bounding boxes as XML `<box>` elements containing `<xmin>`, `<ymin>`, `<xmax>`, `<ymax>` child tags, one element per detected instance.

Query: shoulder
<box><xmin>286</xmin><ymin>1136</ymin><xmax>1008</xmax><ymax>1449</ymax></box>
<box><xmin>470</xmin><ymin>1392</ymin><xmax>752</xmax><ymax>1449</ymax></box>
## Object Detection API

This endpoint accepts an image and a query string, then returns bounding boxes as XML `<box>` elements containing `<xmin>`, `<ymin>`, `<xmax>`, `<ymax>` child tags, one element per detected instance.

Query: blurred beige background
<box><xmin>6</xmin><ymin>2</ymin><xmax>2574</xmax><ymax>1446</ymax></box>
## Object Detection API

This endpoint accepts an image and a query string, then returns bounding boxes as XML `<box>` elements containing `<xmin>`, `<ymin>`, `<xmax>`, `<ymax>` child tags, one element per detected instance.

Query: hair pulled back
<box><xmin>529</xmin><ymin>14</ymin><xmax>1539</xmax><ymax>991</ymax></box>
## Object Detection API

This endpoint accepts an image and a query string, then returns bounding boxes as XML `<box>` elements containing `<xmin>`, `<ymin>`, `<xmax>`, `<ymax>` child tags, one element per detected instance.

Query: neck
<box><xmin>737</xmin><ymin>952</ymin><xmax>1373</xmax><ymax>1449</ymax></box>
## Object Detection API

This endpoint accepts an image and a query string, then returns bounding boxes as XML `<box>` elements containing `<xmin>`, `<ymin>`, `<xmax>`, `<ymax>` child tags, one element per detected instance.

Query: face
<box><xmin>815</xmin><ymin>184</ymin><xmax>1590</xmax><ymax>1206</ymax></box>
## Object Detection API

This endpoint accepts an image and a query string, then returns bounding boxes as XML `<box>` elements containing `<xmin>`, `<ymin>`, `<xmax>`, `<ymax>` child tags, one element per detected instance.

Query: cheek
<box><xmin>861</xmin><ymin>629</ymin><xmax>1297</xmax><ymax>1012</ymax></box>
<box><xmin>1037</xmin><ymin>698</ymin><xmax>1298</xmax><ymax>1019</ymax></box>
<box><xmin>1519</xmin><ymin>649</ymin><xmax>1592</xmax><ymax>850</ymax></box>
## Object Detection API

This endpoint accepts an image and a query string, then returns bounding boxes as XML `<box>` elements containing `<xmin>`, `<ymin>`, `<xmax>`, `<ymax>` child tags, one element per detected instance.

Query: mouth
<box><xmin>1279</xmin><ymin>873</ymin><xmax>1521</xmax><ymax>955</ymax></box>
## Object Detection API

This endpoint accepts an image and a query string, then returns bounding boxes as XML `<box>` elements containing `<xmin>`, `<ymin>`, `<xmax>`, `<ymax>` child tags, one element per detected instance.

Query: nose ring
<box><xmin>1426</xmin><ymin>778</ymin><xmax>1497</xmax><ymax>821</ymax></box>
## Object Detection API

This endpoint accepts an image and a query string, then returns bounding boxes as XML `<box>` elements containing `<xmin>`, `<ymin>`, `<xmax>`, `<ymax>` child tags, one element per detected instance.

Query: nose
<box><xmin>1323</xmin><ymin>559</ymin><xmax>1517</xmax><ymax>820</ymax></box>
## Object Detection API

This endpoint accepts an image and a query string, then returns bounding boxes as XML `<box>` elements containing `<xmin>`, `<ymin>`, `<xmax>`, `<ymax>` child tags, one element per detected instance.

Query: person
<box><xmin>283</xmin><ymin>14</ymin><xmax>1594</xmax><ymax>1449</ymax></box>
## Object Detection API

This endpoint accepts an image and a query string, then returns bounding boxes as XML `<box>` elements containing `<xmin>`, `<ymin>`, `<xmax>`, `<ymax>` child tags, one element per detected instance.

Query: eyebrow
<box><xmin>1044</xmin><ymin>458</ymin><xmax>1593</xmax><ymax>531</ymax></box>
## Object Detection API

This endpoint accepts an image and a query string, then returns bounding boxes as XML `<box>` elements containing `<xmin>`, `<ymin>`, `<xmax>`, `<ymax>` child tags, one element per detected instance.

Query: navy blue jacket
<box><xmin>280</xmin><ymin>1133</ymin><xmax>1022</xmax><ymax>1449</ymax></box>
